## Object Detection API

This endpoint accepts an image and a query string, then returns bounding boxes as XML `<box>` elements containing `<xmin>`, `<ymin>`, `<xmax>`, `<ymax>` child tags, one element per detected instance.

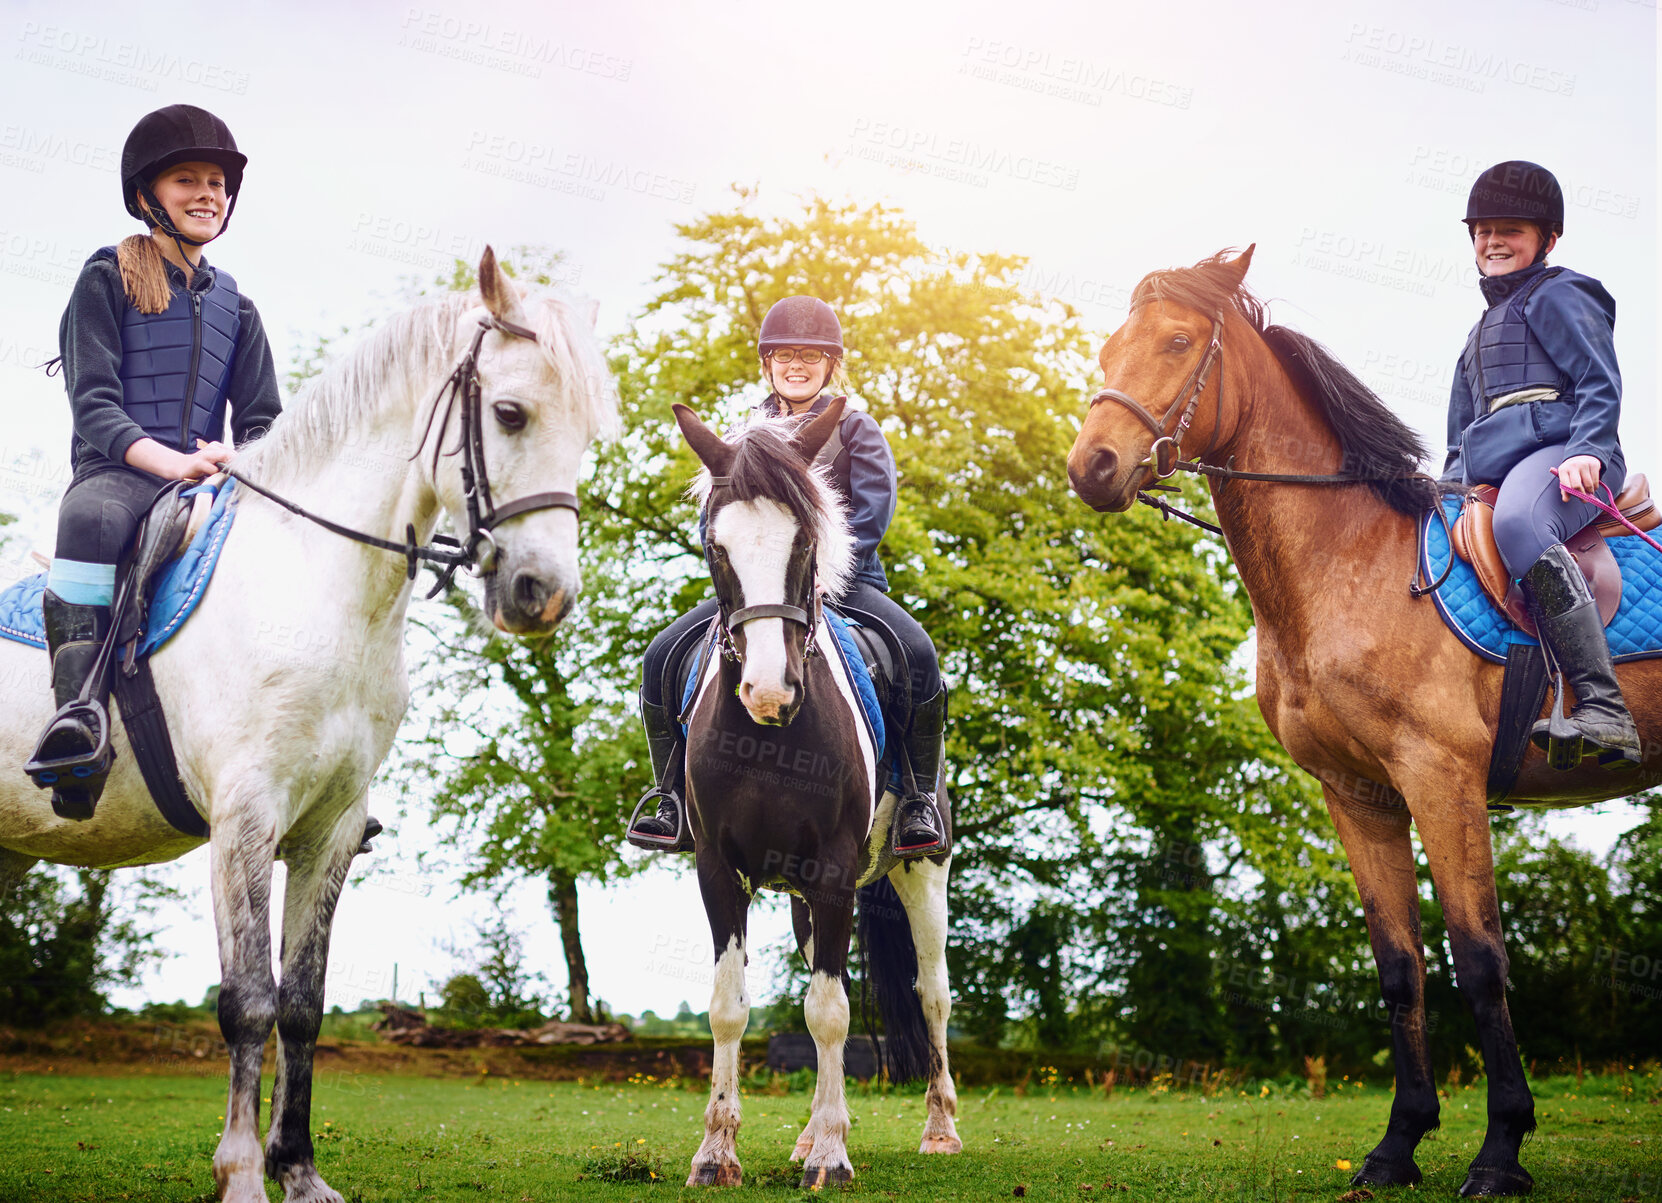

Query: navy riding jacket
<box><xmin>1443</xmin><ymin>261</ymin><xmax>1624</xmax><ymax>486</ymax></box>
<box><xmin>697</xmin><ymin>394</ymin><xmax>897</xmax><ymax>592</ymax></box>
<box><xmin>58</xmin><ymin>248</ymin><xmax>282</xmax><ymax>480</ymax></box>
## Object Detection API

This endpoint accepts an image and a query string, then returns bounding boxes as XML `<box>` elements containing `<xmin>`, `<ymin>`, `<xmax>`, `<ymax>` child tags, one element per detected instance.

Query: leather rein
<box><xmin>229</xmin><ymin>315</ymin><xmax>580</xmax><ymax>597</ymax></box>
<box><xmin>1088</xmin><ymin>310</ymin><xmax>1455</xmax><ymax>597</ymax></box>
<box><xmin>704</xmin><ymin>475</ymin><xmax>822</xmax><ymax>663</ymax></box>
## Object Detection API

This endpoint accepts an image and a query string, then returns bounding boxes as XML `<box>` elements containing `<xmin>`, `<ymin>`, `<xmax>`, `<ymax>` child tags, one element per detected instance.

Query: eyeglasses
<box><xmin>766</xmin><ymin>347</ymin><xmax>827</xmax><ymax>365</ymax></box>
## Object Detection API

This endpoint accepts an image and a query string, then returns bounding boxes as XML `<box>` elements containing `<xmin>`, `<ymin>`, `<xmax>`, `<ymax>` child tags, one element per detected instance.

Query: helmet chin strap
<box><xmin>136</xmin><ymin>183</ymin><xmax>238</xmax><ymax>270</ymax></box>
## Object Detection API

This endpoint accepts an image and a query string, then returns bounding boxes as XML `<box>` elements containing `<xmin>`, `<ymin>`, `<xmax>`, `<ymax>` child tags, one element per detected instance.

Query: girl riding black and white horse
<box><xmin>627</xmin><ymin>296</ymin><xmax>948</xmax><ymax>858</ymax></box>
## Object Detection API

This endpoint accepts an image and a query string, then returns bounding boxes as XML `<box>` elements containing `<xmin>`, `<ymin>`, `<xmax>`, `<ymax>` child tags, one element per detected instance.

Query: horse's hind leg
<box><xmin>687</xmin><ymin>861</ymin><xmax>751</xmax><ymax>1187</ymax></box>
<box><xmin>1324</xmin><ymin>785</ymin><xmax>1439</xmax><ymax>1188</ymax></box>
<box><xmin>264</xmin><ymin>803</ymin><xmax>365</xmax><ymax>1203</ymax></box>
<box><xmin>1411</xmin><ymin>791</ymin><xmax>1536</xmax><ymax>1196</ymax></box>
<box><xmin>889</xmin><ymin>855</ymin><xmax>961</xmax><ymax>1154</ymax></box>
<box><xmin>208</xmin><ymin>805</ymin><xmax>281</xmax><ymax>1203</ymax></box>
<box><xmin>794</xmin><ymin>888</ymin><xmax>856</xmax><ymax>1189</ymax></box>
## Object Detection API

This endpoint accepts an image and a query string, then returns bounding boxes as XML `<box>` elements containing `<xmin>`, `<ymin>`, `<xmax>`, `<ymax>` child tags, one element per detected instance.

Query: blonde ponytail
<box><xmin>115</xmin><ymin>234</ymin><xmax>173</xmax><ymax>315</ymax></box>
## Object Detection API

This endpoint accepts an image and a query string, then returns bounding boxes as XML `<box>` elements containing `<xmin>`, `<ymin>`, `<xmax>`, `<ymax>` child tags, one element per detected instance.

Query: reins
<box><xmin>228</xmin><ymin>314</ymin><xmax>580</xmax><ymax>598</ymax></box>
<box><xmin>1088</xmin><ymin>309</ymin><xmax>1456</xmax><ymax>597</ymax></box>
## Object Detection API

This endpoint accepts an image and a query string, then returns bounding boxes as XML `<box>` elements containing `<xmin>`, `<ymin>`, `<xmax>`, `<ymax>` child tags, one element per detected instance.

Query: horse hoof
<box><xmin>799</xmin><ymin>1165</ymin><xmax>855</xmax><ymax>1189</ymax></box>
<box><xmin>1460</xmin><ymin>1164</ymin><xmax>1534</xmax><ymax>1197</ymax></box>
<box><xmin>686</xmin><ymin>1162</ymin><xmax>743</xmax><ymax>1187</ymax></box>
<box><xmin>1352</xmin><ymin>1155</ymin><xmax>1422</xmax><ymax>1187</ymax></box>
<box><xmin>919</xmin><ymin>1135</ymin><xmax>963</xmax><ymax>1154</ymax></box>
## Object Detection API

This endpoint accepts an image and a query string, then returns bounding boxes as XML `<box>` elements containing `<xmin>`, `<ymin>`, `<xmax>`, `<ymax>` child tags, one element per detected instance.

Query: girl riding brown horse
<box><xmin>1066</xmin><ymin>245</ymin><xmax>1656</xmax><ymax>1197</ymax></box>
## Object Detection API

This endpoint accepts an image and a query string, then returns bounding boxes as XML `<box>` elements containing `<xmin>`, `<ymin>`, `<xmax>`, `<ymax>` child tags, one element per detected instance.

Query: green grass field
<box><xmin>0</xmin><ymin>1070</ymin><xmax>1655</xmax><ymax>1202</ymax></box>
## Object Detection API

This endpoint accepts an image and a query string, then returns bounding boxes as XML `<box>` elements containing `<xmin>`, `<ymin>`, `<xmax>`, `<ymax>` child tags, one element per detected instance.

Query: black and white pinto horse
<box><xmin>672</xmin><ymin>400</ymin><xmax>961</xmax><ymax>1189</ymax></box>
<box><xmin>0</xmin><ymin>250</ymin><xmax>616</xmax><ymax>1203</ymax></box>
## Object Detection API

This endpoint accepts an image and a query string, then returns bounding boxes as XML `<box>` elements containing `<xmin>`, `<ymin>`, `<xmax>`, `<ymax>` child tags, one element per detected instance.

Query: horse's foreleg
<box><xmin>888</xmin><ymin>856</ymin><xmax>961</xmax><ymax>1155</ymax></box>
<box><xmin>688</xmin><ymin>865</ymin><xmax>750</xmax><ymax>1187</ymax></box>
<box><xmin>795</xmin><ymin>893</ymin><xmax>855</xmax><ymax>1189</ymax></box>
<box><xmin>265</xmin><ymin>806</ymin><xmax>364</xmax><ymax>1203</ymax></box>
<box><xmin>209</xmin><ymin>808</ymin><xmax>280</xmax><ymax>1203</ymax></box>
<box><xmin>1412</xmin><ymin>795</ymin><xmax>1536</xmax><ymax>1197</ymax></box>
<box><xmin>1324</xmin><ymin>786</ymin><xmax>1438</xmax><ymax>1188</ymax></box>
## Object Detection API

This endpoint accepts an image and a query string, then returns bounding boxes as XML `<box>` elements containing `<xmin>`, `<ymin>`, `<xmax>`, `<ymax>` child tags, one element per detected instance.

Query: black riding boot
<box><xmin>1522</xmin><ymin>544</ymin><xmax>1642</xmax><ymax>771</ymax></box>
<box><xmin>626</xmin><ymin>696</ymin><xmax>691</xmax><ymax>852</ymax></box>
<box><xmin>892</xmin><ymin>686</ymin><xmax>950</xmax><ymax>859</ymax></box>
<box><xmin>26</xmin><ymin>590</ymin><xmax>115</xmax><ymax>819</ymax></box>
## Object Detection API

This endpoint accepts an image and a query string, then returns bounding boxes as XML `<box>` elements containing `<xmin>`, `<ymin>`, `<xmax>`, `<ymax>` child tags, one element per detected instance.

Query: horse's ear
<box><xmin>673</xmin><ymin>403</ymin><xmax>735</xmax><ymax>476</ymax></box>
<box><xmin>1218</xmin><ymin>244</ymin><xmax>1256</xmax><ymax>291</ymax></box>
<box><xmin>791</xmin><ymin>395</ymin><xmax>847</xmax><ymax>461</ymax></box>
<box><xmin>478</xmin><ymin>245</ymin><xmax>524</xmax><ymax>322</ymax></box>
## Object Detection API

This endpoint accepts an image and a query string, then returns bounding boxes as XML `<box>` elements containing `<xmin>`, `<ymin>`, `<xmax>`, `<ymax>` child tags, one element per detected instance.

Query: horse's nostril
<box><xmin>1090</xmin><ymin>446</ymin><xmax>1120</xmax><ymax>484</ymax></box>
<box><xmin>511</xmin><ymin>572</ymin><xmax>547</xmax><ymax>615</ymax></box>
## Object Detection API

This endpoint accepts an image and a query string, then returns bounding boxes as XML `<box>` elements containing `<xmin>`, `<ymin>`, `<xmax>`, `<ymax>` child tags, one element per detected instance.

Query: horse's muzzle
<box><xmin>1067</xmin><ymin>443</ymin><xmax>1138</xmax><ymax>513</ymax></box>
<box><xmin>489</xmin><ymin>568</ymin><xmax>578</xmax><ymax>634</ymax></box>
<box><xmin>739</xmin><ymin>681</ymin><xmax>801</xmax><ymax>726</ymax></box>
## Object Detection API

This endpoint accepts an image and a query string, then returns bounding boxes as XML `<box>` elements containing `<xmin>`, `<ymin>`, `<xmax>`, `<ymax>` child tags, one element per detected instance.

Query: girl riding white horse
<box><xmin>0</xmin><ymin>246</ymin><xmax>614</xmax><ymax>1203</ymax></box>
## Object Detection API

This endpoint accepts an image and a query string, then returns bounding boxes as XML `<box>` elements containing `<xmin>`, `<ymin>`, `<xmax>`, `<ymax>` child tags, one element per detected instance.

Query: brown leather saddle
<box><xmin>1451</xmin><ymin>473</ymin><xmax>1660</xmax><ymax>637</ymax></box>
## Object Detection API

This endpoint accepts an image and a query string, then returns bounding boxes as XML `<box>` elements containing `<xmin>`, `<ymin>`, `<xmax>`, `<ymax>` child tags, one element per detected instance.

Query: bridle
<box><xmin>704</xmin><ymin>477</ymin><xmax>822</xmax><ymax>664</ymax></box>
<box><xmin>229</xmin><ymin>314</ymin><xmax>580</xmax><ymax>597</ymax></box>
<box><xmin>1084</xmin><ymin>306</ymin><xmax>1455</xmax><ymax>597</ymax></box>
<box><xmin>1088</xmin><ymin>312</ymin><xmax>1226</xmax><ymax>482</ymax></box>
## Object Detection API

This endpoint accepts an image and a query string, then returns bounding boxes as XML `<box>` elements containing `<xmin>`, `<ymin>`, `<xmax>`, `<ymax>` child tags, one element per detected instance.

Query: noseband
<box><xmin>705</xmin><ymin>476</ymin><xmax>822</xmax><ymax>663</ymax></box>
<box><xmin>230</xmin><ymin>315</ymin><xmax>581</xmax><ymax>597</ymax></box>
<box><xmin>1087</xmin><ymin>313</ymin><xmax>1225</xmax><ymax>480</ymax></box>
<box><xmin>1081</xmin><ymin>308</ymin><xmax>1454</xmax><ymax>598</ymax></box>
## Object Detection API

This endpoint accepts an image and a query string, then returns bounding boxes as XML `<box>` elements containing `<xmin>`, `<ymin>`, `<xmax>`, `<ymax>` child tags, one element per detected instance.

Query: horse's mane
<box><xmin>693</xmin><ymin>418</ymin><xmax>856</xmax><ymax>598</ymax></box>
<box><xmin>1132</xmin><ymin>251</ymin><xmax>1435</xmax><ymax>514</ymax></box>
<box><xmin>239</xmin><ymin>288</ymin><xmax>619</xmax><ymax>481</ymax></box>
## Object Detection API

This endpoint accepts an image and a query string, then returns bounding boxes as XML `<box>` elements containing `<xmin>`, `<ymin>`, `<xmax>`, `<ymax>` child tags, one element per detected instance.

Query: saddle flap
<box><xmin>1459</xmin><ymin>484</ymin><xmax>1620</xmax><ymax>634</ymax></box>
<box><xmin>1596</xmin><ymin>472</ymin><xmax>1660</xmax><ymax>537</ymax></box>
<box><xmin>114</xmin><ymin>483</ymin><xmax>195</xmax><ymax>656</ymax></box>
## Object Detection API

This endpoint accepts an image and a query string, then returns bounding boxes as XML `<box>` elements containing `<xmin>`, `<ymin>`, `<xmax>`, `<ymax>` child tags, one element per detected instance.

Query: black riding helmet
<box><xmin>1465</xmin><ymin>160</ymin><xmax>1564</xmax><ymax>251</ymax></box>
<box><xmin>758</xmin><ymin>296</ymin><xmax>844</xmax><ymax>359</ymax></box>
<box><xmin>121</xmin><ymin>105</ymin><xmax>247</xmax><ymax>246</ymax></box>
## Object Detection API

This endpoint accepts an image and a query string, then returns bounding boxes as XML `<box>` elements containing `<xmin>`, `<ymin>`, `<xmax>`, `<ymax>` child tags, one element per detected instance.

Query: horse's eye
<box><xmin>1170</xmin><ymin>335</ymin><xmax>1192</xmax><ymax>353</ymax></box>
<box><xmin>493</xmin><ymin>402</ymin><xmax>527</xmax><ymax>431</ymax></box>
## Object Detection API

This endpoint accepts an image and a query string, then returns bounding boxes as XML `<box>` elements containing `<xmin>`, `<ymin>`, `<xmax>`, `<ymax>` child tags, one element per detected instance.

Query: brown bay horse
<box><xmin>1066</xmin><ymin>247</ymin><xmax>1659</xmax><ymax>1197</ymax></box>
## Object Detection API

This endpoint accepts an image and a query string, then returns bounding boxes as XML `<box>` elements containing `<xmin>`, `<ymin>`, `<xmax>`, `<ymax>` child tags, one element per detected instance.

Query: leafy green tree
<box><xmin>0</xmin><ymin>866</ymin><xmax>177</xmax><ymax>1024</ymax></box>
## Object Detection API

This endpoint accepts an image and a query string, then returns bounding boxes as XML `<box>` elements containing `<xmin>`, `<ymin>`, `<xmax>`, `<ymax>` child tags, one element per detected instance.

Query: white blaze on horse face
<box><xmin>712</xmin><ymin>498</ymin><xmax>802</xmax><ymax>721</ymax></box>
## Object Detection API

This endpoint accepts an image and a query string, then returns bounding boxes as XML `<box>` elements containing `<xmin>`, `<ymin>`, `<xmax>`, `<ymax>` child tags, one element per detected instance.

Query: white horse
<box><xmin>0</xmin><ymin>249</ymin><xmax>616</xmax><ymax>1203</ymax></box>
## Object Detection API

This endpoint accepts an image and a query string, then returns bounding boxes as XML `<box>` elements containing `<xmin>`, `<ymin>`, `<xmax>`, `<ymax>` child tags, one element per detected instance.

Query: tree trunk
<box><xmin>549</xmin><ymin>873</ymin><xmax>592</xmax><ymax>1022</ymax></box>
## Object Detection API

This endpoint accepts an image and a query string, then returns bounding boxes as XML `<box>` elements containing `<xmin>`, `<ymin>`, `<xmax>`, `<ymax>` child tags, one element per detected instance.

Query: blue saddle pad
<box><xmin>0</xmin><ymin>479</ymin><xmax>240</xmax><ymax>656</ymax></box>
<box><xmin>1421</xmin><ymin>493</ymin><xmax>1662</xmax><ymax>664</ymax></box>
<box><xmin>679</xmin><ymin>609</ymin><xmax>886</xmax><ymax>756</ymax></box>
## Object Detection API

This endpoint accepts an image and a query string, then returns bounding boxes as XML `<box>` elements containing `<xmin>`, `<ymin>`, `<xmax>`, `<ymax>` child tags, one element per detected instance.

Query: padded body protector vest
<box><xmin>106</xmin><ymin>248</ymin><xmax>242</xmax><ymax>451</ymax></box>
<box><xmin>1459</xmin><ymin>266</ymin><xmax>1568</xmax><ymax>406</ymax></box>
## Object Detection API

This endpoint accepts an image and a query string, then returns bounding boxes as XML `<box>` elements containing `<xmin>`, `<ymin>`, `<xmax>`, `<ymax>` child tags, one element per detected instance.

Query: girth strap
<box><xmin>111</xmin><ymin>660</ymin><xmax>209</xmax><ymax>839</ymax></box>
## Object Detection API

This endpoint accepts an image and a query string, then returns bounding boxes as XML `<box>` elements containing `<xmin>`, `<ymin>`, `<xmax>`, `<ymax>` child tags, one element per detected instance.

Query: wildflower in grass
<box><xmin>1336</xmin><ymin>1159</ymin><xmax>1352</xmax><ymax>1170</ymax></box>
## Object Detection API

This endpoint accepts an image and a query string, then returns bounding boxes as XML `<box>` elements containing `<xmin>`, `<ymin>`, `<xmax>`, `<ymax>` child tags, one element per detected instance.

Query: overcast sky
<box><xmin>1</xmin><ymin>0</ymin><xmax>1655</xmax><ymax>1017</ymax></box>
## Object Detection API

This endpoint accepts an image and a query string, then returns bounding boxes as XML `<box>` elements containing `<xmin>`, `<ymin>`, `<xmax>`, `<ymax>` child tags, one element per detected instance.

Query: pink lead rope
<box><xmin>1551</xmin><ymin>469</ymin><xmax>1662</xmax><ymax>557</ymax></box>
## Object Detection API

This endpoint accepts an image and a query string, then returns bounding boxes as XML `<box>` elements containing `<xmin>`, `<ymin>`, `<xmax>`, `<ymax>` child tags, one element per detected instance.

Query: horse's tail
<box><xmin>856</xmin><ymin>876</ymin><xmax>931</xmax><ymax>1084</ymax></box>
